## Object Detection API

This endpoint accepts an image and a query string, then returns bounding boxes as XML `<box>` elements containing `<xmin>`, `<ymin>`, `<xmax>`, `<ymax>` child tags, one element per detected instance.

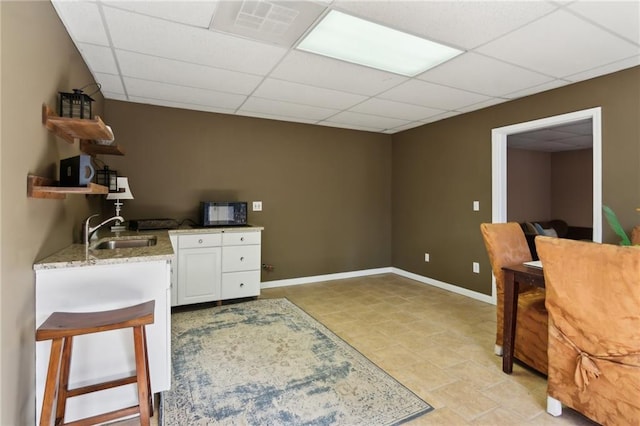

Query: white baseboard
<box><xmin>392</xmin><ymin>268</ymin><xmax>495</xmax><ymax>305</ymax></box>
<box><xmin>260</xmin><ymin>267</ymin><xmax>496</xmax><ymax>305</ymax></box>
<box><xmin>260</xmin><ymin>267</ymin><xmax>393</xmax><ymax>289</ymax></box>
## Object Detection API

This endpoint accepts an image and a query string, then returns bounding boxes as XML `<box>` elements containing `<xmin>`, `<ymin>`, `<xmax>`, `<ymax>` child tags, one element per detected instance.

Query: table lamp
<box><xmin>106</xmin><ymin>177</ymin><xmax>134</xmax><ymax>231</ymax></box>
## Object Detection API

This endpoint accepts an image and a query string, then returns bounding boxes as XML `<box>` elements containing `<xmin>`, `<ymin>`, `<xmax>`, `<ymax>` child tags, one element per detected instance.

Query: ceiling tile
<box><xmin>115</xmin><ymin>50</ymin><xmax>262</xmax><ymax>95</ymax></box>
<box><xmin>323</xmin><ymin>111</ymin><xmax>410</xmax><ymax>131</ymax></box>
<box><xmin>333</xmin><ymin>0</ymin><xmax>557</xmax><ymax>49</ymax></box>
<box><xmin>568</xmin><ymin>1</ymin><xmax>640</xmax><ymax>44</ymax></box>
<box><xmin>236</xmin><ymin>111</ymin><xmax>318</xmax><ymax>126</ymax></box>
<box><xmin>476</xmin><ymin>9</ymin><xmax>640</xmax><ymax>78</ymax></box>
<box><xmin>123</xmin><ymin>77</ymin><xmax>246</xmax><ymax>110</ymax></box>
<box><xmin>238</xmin><ymin>97</ymin><xmax>339</xmax><ymax>121</ymax></box>
<box><xmin>564</xmin><ymin>55</ymin><xmax>640</xmax><ymax>82</ymax></box>
<box><xmin>102</xmin><ymin>1</ymin><xmax>219</xmax><ymax>28</ymax></box>
<box><xmin>77</xmin><ymin>43</ymin><xmax>119</xmax><ymax>74</ymax></box>
<box><xmin>420</xmin><ymin>111</ymin><xmax>460</xmax><ymax>124</ymax></box>
<box><xmin>315</xmin><ymin>121</ymin><xmax>382</xmax><ymax>133</ymax></box>
<box><xmin>455</xmin><ymin>97</ymin><xmax>509</xmax><ymax>113</ymax></box>
<box><xmin>103</xmin><ymin>92</ymin><xmax>128</xmax><ymax>102</ymax></box>
<box><xmin>271</xmin><ymin>51</ymin><xmax>408</xmax><ymax>96</ymax></box>
<box><xmin>52</xmin><ymin>1</ymin><xmax>109</xmax><ymax>45</ymax></box>
<box><xmin>504</xmin><ymin>79</ymin><xmax>570</xmax><ymax>99</ymax></box>
<box><xmin>350</xmin><ymin>98</ymin><xmax>444</xmax><ymax>121</ymax></box>
<box><xmin>380</xmin><ymin>79</ymin><xmax>490</xmax><ymax>110</ymax></box>
<box><xmin>94</xmin><ymin>72</ymin><xmax>124</xmax><ymax>95</ymax></box>
<box><xmin>127</xmin><ymin>96</ymin><xmax>237</xmax><ymax>115</ymax></box>
<box><xmin>418</xmin><ymin>52</ymin><xmax>554</xmax><ymax>97</ymax></box>
<box><xmin>383</xmin><ymin>121</ymin><xmax>426</xmax><ymax>134</ymax></box>
<box><xmin>103</xmin><ymin>6</ymin><xmax>287</xmax><ymax>75</ymax></box>
<box><xmin>253</xmin><ymin>79</ymin><xmax>368</xmax><ymax>109</ymax></box>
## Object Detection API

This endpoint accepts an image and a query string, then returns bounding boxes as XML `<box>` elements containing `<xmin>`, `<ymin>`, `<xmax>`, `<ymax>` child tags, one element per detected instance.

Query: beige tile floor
<box><xmin>260</xmin><ymin>274</ymin><xmax>597</xmax><ymax>426</ymax></box>
<box><xmin>119</xmin><ymin>273</ymin><xmax>598</xmax><ymax>425</ymax></box>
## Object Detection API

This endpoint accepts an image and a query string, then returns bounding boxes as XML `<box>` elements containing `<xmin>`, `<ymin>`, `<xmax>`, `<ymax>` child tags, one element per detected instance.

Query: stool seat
<box><xmin>37</xmin><ymin>300</ymin><xmax>155</xmax><ymax>426</ymax></box>
<box><xmin>36</xmin><ymin>301</ymin><xmax>154</xmax><ymax>341</ymax></box>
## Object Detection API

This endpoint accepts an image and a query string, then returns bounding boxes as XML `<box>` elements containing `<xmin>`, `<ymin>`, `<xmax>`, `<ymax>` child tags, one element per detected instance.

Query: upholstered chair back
<box><xmin>480</xmin><ymin>222</ymin><xmax>548</xmax><ymax>374</ymax></box>
<box><xmin>536</xmin><ymin>236</ymin><xmax>640</xmax><ymax>425</ymax></box>
<box><xmin>631</xmin><ymin>225</ymin><xmax>640</xmax><ymax>245</ymax></box>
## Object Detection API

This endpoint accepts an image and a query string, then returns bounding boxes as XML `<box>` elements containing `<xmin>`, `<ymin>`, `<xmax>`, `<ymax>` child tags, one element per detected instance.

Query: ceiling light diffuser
<box><xmin>297</xmin><ymin>10</ymin><xmax>463</xmax><ymax>77</ymax></box>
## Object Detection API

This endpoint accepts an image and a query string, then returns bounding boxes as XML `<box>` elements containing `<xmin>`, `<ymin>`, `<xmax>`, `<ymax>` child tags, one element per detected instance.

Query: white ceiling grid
<box><xmin>51</xmin><ymin>0</ymin><xmax>640</xmax><ymax>134</ymax></box>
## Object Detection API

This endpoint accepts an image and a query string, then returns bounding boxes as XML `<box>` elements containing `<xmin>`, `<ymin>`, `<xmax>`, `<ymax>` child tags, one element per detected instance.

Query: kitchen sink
<box><xmin>93</xmin><ymin>236</ymin><xmax>158</xmax><ymax>250</ymax></box>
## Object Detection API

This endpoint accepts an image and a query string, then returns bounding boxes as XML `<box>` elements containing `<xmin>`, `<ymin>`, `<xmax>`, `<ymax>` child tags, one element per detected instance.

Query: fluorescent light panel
<box><xmin>297</xmin><ymin>10</ymin><xmax>463</xmax><ymax>77</ymax></box>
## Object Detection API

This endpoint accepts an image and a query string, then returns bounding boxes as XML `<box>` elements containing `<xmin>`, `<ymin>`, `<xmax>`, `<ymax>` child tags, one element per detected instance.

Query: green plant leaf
<box><xmin>603</xmin><ymin>205</ymin><xmax>631</xmax><ymax>245</ymax></box>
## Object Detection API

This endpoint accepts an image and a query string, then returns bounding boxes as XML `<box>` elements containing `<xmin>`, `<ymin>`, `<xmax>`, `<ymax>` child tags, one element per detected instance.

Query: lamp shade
<box><xmin>106</xmin><ymin>177</ymin><xmax>134</xmax><ymax>200</ymax></box>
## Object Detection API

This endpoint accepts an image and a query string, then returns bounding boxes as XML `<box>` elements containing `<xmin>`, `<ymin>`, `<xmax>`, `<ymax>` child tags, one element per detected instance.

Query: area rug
<box><xmin>161</xmin><ymin>298</ymin><xmax>433</xmax><ymax>425</ymax></box>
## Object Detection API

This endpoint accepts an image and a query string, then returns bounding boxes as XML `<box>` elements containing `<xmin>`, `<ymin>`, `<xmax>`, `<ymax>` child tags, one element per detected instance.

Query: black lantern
<box><xmin>58</xmin><ymin>89</ymin><xmax>94</xmax><ymax>119</ymax></box>
<box><xmin>96</xmin><ymin>166</ymin><xmax>118</xmax><ymax>192</ymax></box>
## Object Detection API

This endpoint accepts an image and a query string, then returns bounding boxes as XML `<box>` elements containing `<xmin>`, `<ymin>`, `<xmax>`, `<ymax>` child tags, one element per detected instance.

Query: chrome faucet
<box><xmin>84</xmin><ymin>214</ymin><xmax>125</xmax><ymax>246</ymax></box>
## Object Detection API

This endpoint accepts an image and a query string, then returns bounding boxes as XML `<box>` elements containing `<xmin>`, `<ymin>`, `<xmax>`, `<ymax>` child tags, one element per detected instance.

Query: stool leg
<box><xmin>142</xmin><ymin>327</ymin><xmax>153</xmax><ymax>417</ymax></box>
<box><xmin>133</xmin><ymin>326</ymin><xmax>151</xmax><ymax>426</ymax></box>
<box><xmin>55</xmin><ymin>336</ymin><xmax>74</xmax><ymax>425</ymax></box>
<box><xmin>40</xmin><ymin>338</ymin><xmax>64</xmax><ymax>426</ymax></box>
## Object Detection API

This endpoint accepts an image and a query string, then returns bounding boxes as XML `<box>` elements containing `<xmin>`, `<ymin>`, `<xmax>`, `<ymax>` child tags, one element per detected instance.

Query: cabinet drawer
<box><xmin>222</xmin><ymin>231</ymin><xmax>261</xmax><ymax>246</ymax></box>
<box><xmin>221</xmin><ymin>271</ymin><xmax>260</xmax><ymax>299</ymax></box>
<box><xmin>178</xmin><ymin>233</ymin><xmax>222</xmax><ymax>249</ymax></box>
<box><xmin>222</xmin><ymin>245</ymin><xmax>261</xmax><ymax>272</ymax></box>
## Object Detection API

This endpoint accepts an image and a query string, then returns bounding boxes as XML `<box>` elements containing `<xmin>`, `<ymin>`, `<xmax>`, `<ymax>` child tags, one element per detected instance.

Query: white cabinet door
<box><xmin>177</xmin><ymin>246</ymin><xmax>222</xmax><ymax>305</ymax></box>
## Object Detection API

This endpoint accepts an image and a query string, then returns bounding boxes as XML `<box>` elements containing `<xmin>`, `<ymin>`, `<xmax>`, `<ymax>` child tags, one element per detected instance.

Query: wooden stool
<box><xmin>36</xmin><ymin>300</ymin><xmax>155</xmax><ymax>426</ymax></box>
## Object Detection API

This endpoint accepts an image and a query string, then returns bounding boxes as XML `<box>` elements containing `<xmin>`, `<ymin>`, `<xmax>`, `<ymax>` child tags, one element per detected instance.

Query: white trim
<box><xmin>491</xmin><ymin>107</ymin><xmax>603</xmax><ymax>301</ymax></box>
<box><xmin>392</xmin><ymin>268</ymin><xmax>495</xmax><ymax>304</ymax></box>
<box><xmin>260</xmin><ymin>267</ymin><xmax>393</xmax><ymax>289</ymax></box>
<box><xmin>260</xmin><ymin>268</ymin><xmax>495</xmax><ymax>305</ymax></box>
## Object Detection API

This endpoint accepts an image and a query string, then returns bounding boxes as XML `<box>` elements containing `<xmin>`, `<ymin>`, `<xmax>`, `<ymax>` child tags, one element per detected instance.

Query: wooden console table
<box><xmin>502</xmin><ymin>263</ymin><xmax>545</xmax><ymax>374</ymax></box>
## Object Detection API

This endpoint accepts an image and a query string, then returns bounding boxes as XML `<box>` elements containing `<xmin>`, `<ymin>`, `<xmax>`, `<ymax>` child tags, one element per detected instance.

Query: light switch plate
<box><xmin>473</xmin><ymin>201</ymin><xmax>480</xmax><ymax>211</ymax></box>
<box><xmin>252</xmin><ymin>201</ymin><xmax>262</xmax><ymax>211</ymax></box>
<box><xmin>473</xmin><ymin>262</ymin><xmax>480</xmax><ymax>273</ymax></box>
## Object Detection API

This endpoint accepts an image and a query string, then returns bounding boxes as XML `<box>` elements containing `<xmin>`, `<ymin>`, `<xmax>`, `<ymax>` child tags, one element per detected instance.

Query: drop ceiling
<box><xmin>52</xmin><ymin>0</ymin><xmax>640</xmax><ymax>134</ymax></box>
<box><xmin>508</xmin><ymin>119</ymin><xmax>593</xmax><ymax>152</ymax></box>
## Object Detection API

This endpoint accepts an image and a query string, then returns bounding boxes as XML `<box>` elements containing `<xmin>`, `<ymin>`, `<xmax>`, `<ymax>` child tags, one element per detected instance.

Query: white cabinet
<box><xmin>170</xmin><ymin>228</ymin><xmax>262</xmax><ymax>307</ymax></box>
<box><xmin>177</xmin><ymin>245</ymin><xmax>222</xmax><ymax>305</ymax></box>
<box><xmin>35</xmin><ymin>260</ymin><xmax>171</xmax><ymax>424</ymax></box>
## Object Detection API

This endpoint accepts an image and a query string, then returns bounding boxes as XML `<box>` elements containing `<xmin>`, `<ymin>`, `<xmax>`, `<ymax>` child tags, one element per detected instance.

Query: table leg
<box><xmin>502</xmin><ymin>269</ymin><xmax>519</xmax><ymax>374</ymax></box>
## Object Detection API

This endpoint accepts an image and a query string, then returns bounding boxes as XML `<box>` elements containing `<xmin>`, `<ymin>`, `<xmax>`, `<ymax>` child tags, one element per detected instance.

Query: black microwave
<box><xmin>200</xmin><ymin>202</ymin><xmax>248</xmax><ymax>227</ymax></box>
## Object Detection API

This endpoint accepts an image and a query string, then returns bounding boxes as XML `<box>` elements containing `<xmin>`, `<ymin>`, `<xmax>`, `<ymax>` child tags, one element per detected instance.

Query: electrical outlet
<box><xmin>424</xmin><ymin>253</ymin><xmax>430</xmax><ymax>262</ymax></box>
<box><xmin>252</xmin><ymin>201</ymin><xmax>262</xmax><ymax>212</ymax></box>
<box><xmin>473</xmin><ymin>262</ymin><xmax>480</xmax><ymax>273</ymax></box>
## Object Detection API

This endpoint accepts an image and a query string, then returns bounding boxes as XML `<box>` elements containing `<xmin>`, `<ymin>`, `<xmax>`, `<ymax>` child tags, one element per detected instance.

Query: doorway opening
<box><xmin>491</xmin><ymin>107</ymin><xmax>602</xmax><ymax>240</ymax></box>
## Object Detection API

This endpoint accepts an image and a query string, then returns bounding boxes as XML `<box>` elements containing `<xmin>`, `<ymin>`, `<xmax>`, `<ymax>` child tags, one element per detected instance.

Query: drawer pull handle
<box><xmin>198</xmin><ymin>239</ymin><xmax>203</xmax><ymax>244</ymax></box>
<box><xmin>240</xmin><ymin>283</ymin><xmax>244</xmax><ymax>287</ymax></box>
<box><xmin>240</xmin><ymin>237</ymin><xmax>244</xmax><ymax>241</ymax></box>
<box><xmin>240</xmin><ymin>257</ymin><xmax>244</xmax><ymax>261</ymax></box>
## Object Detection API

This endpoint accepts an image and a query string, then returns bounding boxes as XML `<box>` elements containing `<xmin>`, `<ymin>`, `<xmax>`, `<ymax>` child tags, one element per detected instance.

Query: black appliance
<box><xmin>200</xmin><ymin>202</ymin><xmax>248</xmax><ymax>227</ymax></box>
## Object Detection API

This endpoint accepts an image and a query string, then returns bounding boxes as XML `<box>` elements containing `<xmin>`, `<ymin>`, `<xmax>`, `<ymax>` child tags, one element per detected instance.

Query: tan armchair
<box><xmin>632</xmin><ymin>225</ymin><xmax>640</xmax><ymax>245</ymax></box>
<box><xmin>536</xmin><ymin>236</ymin><xmax>640</xmax><ymax>425</ymax></box>
<box><xmin>480</xmin><ymin>222</ymin><xmax>548</xmax><ymax>374</ymax></box>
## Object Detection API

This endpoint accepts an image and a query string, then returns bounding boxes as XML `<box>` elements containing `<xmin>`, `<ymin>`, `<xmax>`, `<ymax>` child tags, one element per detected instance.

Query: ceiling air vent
<box><xmin>210</xmin><ymin>0</ymin><xmax>325</xmax><ymax>47</ymax></box>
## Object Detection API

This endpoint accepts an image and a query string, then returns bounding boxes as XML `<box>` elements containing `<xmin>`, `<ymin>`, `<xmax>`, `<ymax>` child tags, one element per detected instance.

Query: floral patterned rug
<box><xmin>161</xmin><ymin>298</ymin><xmax>433</xmax><ymax>425</ymax></box>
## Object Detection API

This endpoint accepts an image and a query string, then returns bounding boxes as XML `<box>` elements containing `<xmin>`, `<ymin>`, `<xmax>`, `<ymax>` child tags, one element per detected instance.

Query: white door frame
<box><xmin>491</xmin><ymin>107</ymin><xmax>602</xmax><ymax>242</ymax></box>
<box><xmin>489</xmin><ymin>107</ymin><xmax>602</xmax><ymax>302</ymax></box>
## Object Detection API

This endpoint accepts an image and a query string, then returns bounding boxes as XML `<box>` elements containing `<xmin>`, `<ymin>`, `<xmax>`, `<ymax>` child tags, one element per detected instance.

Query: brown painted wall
<box><xmin>507</xmin><ymin>149</ymin><xmax>551</xmax><ymax>222</ymax></box>
<box><xmin>551</xmin><ymin>149</ymin><xmax>593</xmax><ymax>227</ymax></box>
<box><xmin>392</xmin><ymin>66</ymin><xmax>640</xmax><ymax>295</ymax></box>
<box><xmin>103</xmin><ymin>101</ymin><xmax>393</xmax><ymax>281</ymax></box>
<box><xmin>507</xmin><ymin>148</ymin><xmax>592</xmax><ymax>227</ymax></box>
<box><xmin>1</xmin><ymin>2</ymin><xmax>103</xmax><ymax>423</ymax></box>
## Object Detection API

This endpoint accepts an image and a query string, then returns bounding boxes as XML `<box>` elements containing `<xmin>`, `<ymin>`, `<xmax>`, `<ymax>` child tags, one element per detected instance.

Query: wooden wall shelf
<box><xmin>27</xmin><ymin>175</ymin><xmax>108</xmax><ymax>199</ymax></box>
<box><xmin>42</xmin><ymin>104</ymin><xmax>124</xmax><ymax>156</ymax></box>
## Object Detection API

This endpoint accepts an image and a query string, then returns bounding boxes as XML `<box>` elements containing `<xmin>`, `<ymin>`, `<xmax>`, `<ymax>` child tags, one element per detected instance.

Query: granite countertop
<box><xmin>33</xmin><ymin>229</ymin><xmax>175</xmax><ymax>270</ymax></box>
<box><xmin>33</xmin><ymin>225</ymin><xmax>264</xmax><ymax>270</ymax></box>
